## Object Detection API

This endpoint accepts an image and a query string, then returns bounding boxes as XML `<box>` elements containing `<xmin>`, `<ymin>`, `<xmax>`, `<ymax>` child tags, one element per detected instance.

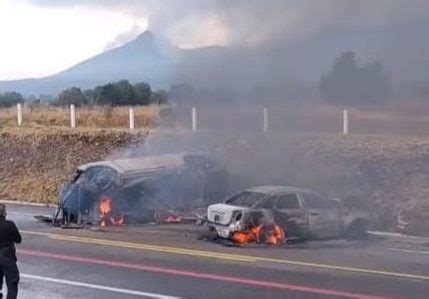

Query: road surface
<box><xmin>2</xmin><ymin>203</ymin><xmax>429</xmax><ymax>298</ymax></box>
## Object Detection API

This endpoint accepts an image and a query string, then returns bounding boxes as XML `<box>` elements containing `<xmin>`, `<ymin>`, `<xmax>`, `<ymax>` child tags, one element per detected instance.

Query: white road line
<box><xmin>21</xmin><ymin>274</ymin><xmax>181</xmax><ymax>299</ymax></box>
<box><xmin>377</xmin><ymin>247</ymin><xmax>429</xmax><ymax>256</ymax></box>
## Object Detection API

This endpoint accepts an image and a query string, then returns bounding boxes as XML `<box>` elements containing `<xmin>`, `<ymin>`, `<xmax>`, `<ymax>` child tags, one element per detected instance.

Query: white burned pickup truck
<box><xmin>207</xmin><ymin>186</ymin><xmax>370</xmax><ymax>241</ymax></box>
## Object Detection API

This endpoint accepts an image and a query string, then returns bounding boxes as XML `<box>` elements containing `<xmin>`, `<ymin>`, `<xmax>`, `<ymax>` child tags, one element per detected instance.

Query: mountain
<box><xmin>2</xmin><ymin>19</ymin><xmax>429</xmax><ymax>98</ymax></box>
<box><xmin>1</xmin><ymin>31</ymin><xmax>180</xmax><ymax>95</ymax></box>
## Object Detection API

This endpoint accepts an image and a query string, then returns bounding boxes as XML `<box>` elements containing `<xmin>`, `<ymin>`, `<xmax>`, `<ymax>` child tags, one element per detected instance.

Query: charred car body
<box><xmin>207</xmin><ymin>186</ymin><xmax>370</xmax><ymax>242</ymax></box>
<box><xmin>56</xmin><ymin>153</ymin><xmax>228</xmax><ymax>227</ymax></box>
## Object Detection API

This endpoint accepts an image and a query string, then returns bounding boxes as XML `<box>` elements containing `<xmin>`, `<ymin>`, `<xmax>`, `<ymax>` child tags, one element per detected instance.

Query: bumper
<box><xmin>208</xmin><ymin>221</ymin><xmax>243</xmax><ymax>238</ymax></box>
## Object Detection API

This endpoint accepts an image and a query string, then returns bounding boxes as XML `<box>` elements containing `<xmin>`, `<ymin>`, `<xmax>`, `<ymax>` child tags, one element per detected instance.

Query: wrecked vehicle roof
<box><xmin>78</xmin><ymin>153</ymin><xmax>192</xmax><ymax>175</ymax></box>
<box><xmin>245</xmin><ymin>185</ymin><xmax>315</xmax><ymax>195</ymax></box>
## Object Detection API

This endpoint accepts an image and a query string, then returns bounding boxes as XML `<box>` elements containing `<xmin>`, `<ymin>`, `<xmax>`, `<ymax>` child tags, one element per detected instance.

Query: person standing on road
<box><xmin>0</xmin><ymin>204</ymin><xmax>21</xmax><ymax>299</ymax></box>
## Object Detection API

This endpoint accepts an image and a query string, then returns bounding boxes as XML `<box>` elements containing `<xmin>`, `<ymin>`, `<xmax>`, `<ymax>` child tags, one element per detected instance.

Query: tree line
<box><xmin>53</xmin><ymin>80</ymin><xmax>168</xmax><ymax>107</ymax></box>
<box><xmin>1</xmin><ymin>52</ymin><xmax>394</xmax><ymax>108</ymax></box>
<box><xmin>0</xmin><ymin>80</ymin><xmax>168</xmax><ymax>108</ymax></box>
<box><xmin>0</xmin><ymin>92</ymin><xmax>25</xmax><ymax>108</ymax></box>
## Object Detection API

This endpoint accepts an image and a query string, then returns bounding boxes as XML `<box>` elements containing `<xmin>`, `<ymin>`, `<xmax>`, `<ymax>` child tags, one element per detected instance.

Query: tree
<box><xmin>92</xmin><ymin>80</ymin><xmax>152</xmax><ymax>106</ymax></box>
<box><xmin>133</xmin><ymin>82</ymin><xmax>152</xmax><ymax>105</ymax></box>
<box><xmin>115</xmin><ymin>80</ymin><xmax>136</xmax><ymax>105</ymax></box>
<box><xmin>0</xmin><ymin>91</ymin><xmax>25</xmax><ymax>107</ymax></box>
<box><xmin>320</xmin><ymin>51</ymin><xmax>391</xmax><ymax>106</ymax></box>
<box><xmin>55</xmin><ymin>87</ymin><xmax>87</xmax><ymax>106</ymax></box>
<box><xmin>96</xmin><ymin>83</ymin><xmax>121</xmax><ymax>106</ymax></box>
<box><xmin>53</xmin><ymin>80</ymin><xmax>160</xmax><ymax>107</ymax></box>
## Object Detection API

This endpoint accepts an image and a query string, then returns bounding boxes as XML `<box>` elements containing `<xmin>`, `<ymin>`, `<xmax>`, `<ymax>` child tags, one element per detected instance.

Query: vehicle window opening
<box><xmin>275</xmin><ymin>194</ymin><xmax>301</xmax><ymax>209</ymax></box>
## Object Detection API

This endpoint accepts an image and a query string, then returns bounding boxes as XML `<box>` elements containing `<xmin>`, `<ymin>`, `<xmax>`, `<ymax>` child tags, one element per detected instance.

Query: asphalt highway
<box><xmin>2</xmin><ymin>203</ymin><xmax>429</xmax><ymax>299</ymax></box>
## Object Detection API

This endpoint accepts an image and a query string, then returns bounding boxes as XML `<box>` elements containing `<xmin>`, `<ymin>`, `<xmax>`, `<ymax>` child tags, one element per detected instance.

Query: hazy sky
<box><xmin>2</xmin><ymin>0</ymin><xmax>429</xmax><ymax>81</ymax></box>
<box><xmin>0</xmin><ymin>0</ymin><xmax>149</xmax><ymax>80</ymax></box>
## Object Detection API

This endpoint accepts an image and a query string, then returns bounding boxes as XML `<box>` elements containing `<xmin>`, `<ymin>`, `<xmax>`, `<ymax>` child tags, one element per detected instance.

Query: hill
<box><xmin>2</xmin><ymin>18</ymin><xmax>429</xmax><ymax>98</ymax></box>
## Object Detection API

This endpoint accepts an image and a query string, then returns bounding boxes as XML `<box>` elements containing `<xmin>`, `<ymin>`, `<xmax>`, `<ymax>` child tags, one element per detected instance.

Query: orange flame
<box><xmin>232</xmin><ymin>224</ymin><xmax>284</xmax><ymax>245</ymax></box>
<box><xmin>232</xmin><ymin>225</ymin><xmax>261</xmax><ymax>244</ymax></box>
<box><xmin>99</xmin><ymin>197</ymin><xmax>111</xmax><ymax>216</ymax></box>
<box><xmin>265</xmin><ymin>224</ymin><xmax>284</xmax><ymax>245</ymax></box>
<box><xmin>232</xmin><ymin>231</ymin><xmax>255</xmax><ymax>244</ymax></box>
<box><xmin>98</xmin><ymin>197</ymin><xmax>124</xmax><ymax>227</ymax></box>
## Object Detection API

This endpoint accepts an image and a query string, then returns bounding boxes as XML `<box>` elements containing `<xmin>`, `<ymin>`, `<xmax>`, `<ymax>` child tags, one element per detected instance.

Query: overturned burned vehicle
<box><xmin>55</xmin><ymin>153</ymin><xmax>228</xmax><ymax>227</ymax></box>
<box><xmin>207</xmin><ymin>186</ymin><xmax>370</xmax><ymax>244</ymax></box>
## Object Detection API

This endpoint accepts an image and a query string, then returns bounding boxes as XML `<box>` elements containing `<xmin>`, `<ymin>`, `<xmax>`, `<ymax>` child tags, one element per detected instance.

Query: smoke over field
<box><xmin>2</xmin><ymin>121</ymin><xmax>429</xmax><ymax>235</ymax></box>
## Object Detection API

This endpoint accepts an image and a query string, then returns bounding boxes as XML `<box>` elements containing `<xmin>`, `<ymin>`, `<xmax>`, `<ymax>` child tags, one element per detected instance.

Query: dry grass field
<box><xmin>0</xmin><ymin>127</ymin><xmax>147</xmax><ymax>204</ymax></box>
<box><xmin>0</xmin><ymin>105</ymin><xmax>166</xmax><ymax>129</ymax></box>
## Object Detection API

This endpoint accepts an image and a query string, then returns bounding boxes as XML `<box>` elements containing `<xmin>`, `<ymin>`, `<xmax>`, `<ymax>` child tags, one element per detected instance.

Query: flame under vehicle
<box><xmin>207</xmin><ymin>186</ymin><xmax>370</xmax><ymax>244</ymax></box>
<box><xmin>55</xmin><ymin>153</ymin><xmax>228</xmax><ymax>227</ymax></box>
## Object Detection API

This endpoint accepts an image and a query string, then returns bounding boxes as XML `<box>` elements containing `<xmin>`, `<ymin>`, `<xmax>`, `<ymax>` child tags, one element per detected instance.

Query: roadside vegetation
<box><xmin>52</xmin><ymin>80</ymin><xmax>168</xmax><ymax>107</ymax></box>
<box><xmin>0</xmin><ymin>105</ymin><xmax>164</xmax><ymax>129</ymax></box>
<box><xmin>0</xmin><ymin>91</ymin><xmax>25</xmax><ymax>108</ymax></box>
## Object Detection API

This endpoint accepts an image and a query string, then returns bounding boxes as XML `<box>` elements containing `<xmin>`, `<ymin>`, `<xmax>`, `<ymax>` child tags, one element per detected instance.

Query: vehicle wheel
<box><xmin>257</xmin><ymin>224</ymin><xmax>285</xmax><ymax>244</ymax></box>
<box><xmin>345</xmin><ymin>220</ymin><xmax>369</xmax><ymax>240</ymax></box>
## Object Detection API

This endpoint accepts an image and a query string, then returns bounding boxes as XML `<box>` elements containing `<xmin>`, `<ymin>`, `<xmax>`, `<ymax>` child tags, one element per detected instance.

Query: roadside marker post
<box><xmin>17</xmin><ymin>103</ymin><xmax>22</xmax><ymax>126</ymax></box>
<box><xmin>70</xmin><ymin>104</ymin><xmax>76</xmax><ymax>128</ymax></box>
<box><xmin>263</xmin><ymin>107</ymin><xmax>268</xmax><ymax>133</ymax></box>
<box><xmin>192</xmin><ymin>107</ymin><xmax>197</xmax><ymax>132</ymax></box>
<box><xmin>343</xmin><ymin>109</ymin><xmax>349</xmax><ymax>135</ymax></box>
<box><xmin>129</xmin><ymin>107</ymin><xmax>135</xmax><ymax>130</ymax></box>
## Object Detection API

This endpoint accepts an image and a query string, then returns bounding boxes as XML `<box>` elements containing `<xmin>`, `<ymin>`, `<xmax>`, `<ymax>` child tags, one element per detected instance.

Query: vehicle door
<box><xmin>302</xmin><ymin>193</ymin><xmax>342</xmax><ymax>238</ymax></box>
<box><xmin>272</xmin><ymin>193</ymin><xmax>306</xmax><ymax>236</ymax></box>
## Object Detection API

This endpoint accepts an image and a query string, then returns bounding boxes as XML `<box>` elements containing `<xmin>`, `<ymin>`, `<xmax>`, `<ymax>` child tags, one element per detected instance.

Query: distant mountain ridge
<box><xmin>2</xmin><ymin>19</ymin><xmax>429</xmax><ymax>98</ymax></box>
<box><xmin>1</xmin><ymin>31</ymin><xmax>180</xmax><ymax>95</ymax></box>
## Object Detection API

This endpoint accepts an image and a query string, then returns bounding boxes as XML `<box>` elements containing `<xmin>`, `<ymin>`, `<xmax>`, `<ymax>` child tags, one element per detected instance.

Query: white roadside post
<box><xmin>343</xmin><ymin>109</ymin><xmax>349</xmax><ymax>135</ymax></box>
<box><xmin>263</xmin><ymin>107</ymin><xmax>268</xmax><ymax>133</ymax></box>
<box><xmin>192</xmin><ymin>106</ymin><xmax>197</xmax><ymax>132</ymax></box>
<box><xmin>129</xmin><ymin>107</ymin><xmax>135</xmax><ymax>130</ymax></box>
<box><xmin>17</xmin><ymin>103</ymin><xmax>22</xmax><ymax>126</ymax></box>
<box><xmin>70</xmin><ymin>104</ymin><xmax>76</xmax><ymax>128</ymax></box>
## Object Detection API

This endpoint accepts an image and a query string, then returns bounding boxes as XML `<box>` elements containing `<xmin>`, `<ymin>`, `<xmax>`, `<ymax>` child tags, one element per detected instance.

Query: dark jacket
<box><xmin>0</xmin><ymin>216</ymin><xmax>22</xmax><ymax>263</ymax></box>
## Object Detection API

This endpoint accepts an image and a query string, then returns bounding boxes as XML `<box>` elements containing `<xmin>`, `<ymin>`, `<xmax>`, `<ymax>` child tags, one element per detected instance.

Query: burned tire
<box><xmin>345</xmin><ymin>220</ymin><xmax>369</xmax><ymax>240</ymax></box>
<box><xmin>257</xmin><ymin>224</ymin><xmax>285</xmax><ymax>244</ymax></box>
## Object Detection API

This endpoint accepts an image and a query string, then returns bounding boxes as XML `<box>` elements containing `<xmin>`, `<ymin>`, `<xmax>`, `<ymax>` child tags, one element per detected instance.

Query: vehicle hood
<box><xmin>207</xmin><ymin>203</ymin><xmax>249</xmax><ymax>226</ymax></box>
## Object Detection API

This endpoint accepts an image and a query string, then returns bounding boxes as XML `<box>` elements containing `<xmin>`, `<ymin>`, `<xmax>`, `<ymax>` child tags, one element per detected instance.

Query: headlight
<box><xmin>232</xmin><ymin>210</ymin><xmax>243</xmax><ymax>222</ymax></box>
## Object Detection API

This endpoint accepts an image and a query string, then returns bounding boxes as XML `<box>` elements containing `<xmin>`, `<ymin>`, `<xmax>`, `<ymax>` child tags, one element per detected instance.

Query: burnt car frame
<box><xmin>55</xmin><ymin>153</ymin><xmax>228</xmax><ymax>227</ymax></box>
<box><xmin>207</xmin><ymin>186</ymin><xmax>370</xmax><ymax>241</ymax></box>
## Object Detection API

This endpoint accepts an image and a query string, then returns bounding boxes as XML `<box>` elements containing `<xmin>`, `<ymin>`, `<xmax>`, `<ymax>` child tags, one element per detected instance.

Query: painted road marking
<box><xmin>21</xmin><ymin>230</ymin><xmax>429</xmax><ymax>281</ymax></box>
<box><xmin>21</xmin><ymin>230</ymin><xmax>256</xmax><ymax>262</ymax></box>
<box><xmin>19</xmin><ymin>250</ymin><xmax>387</xmax><ymax>299</ymax></box>
<box><xmin>21</xmin><ymin>273</ymin><xmax>180</xmax><ymax>299</ymax></box>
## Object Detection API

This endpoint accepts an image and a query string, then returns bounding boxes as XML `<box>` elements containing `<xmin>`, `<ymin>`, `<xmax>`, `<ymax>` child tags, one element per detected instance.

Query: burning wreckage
<box><xmin>207</xmin><ymin>186</ymin><xmax>371</xmax><ymax>245</ymax></box>
<box><xmin>53</xmin><ymin>153</ymin><xmax>228</xmax><ymax>228</ymax></box>
<box><xmin>50</xmin><ymin>153</ymin><xmax>369</xmax><ymax>247</ymax></box>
